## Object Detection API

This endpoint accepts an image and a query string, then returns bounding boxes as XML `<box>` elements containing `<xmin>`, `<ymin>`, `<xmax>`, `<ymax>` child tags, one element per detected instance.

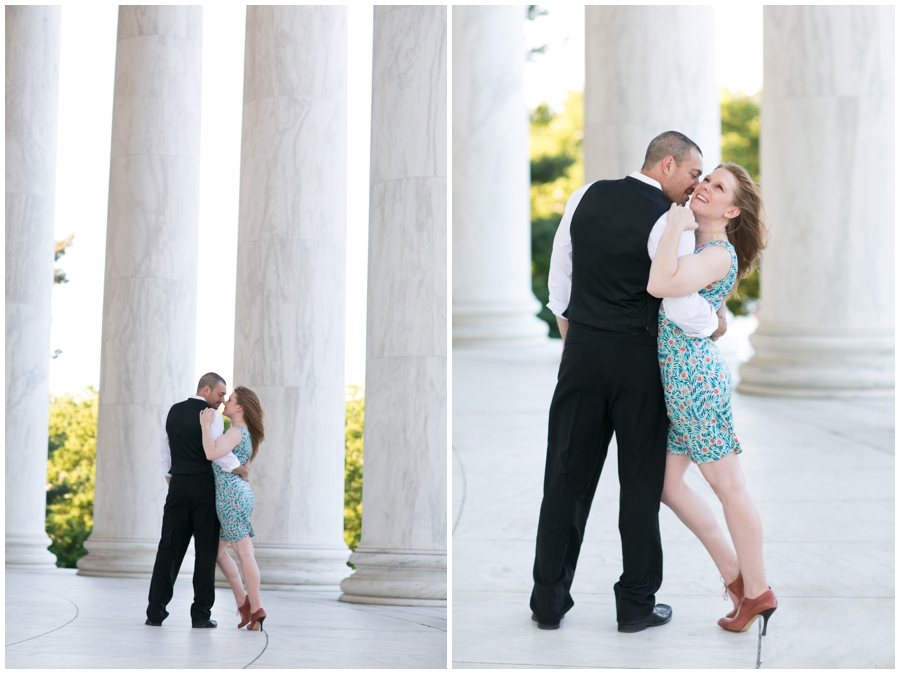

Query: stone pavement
<box><xmin>5</xmin><ymin>567</ymin><xmax>446</xmax><ymax>668</ymax></box>
<box><xmin>451</xmin><ymin>319</ymin><xmax>894</xmax><ymax>669</ymax></box>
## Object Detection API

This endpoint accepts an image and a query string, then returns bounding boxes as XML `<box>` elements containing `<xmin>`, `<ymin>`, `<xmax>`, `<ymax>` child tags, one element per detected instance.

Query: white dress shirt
<box><xmin>159</xmin><ymin>395</ymin><xmax>240</xmax><ymax>477</ymax></box>
<box><xmin>547</xmin><ymin>172</ymin><xmax>718</xmax><ymax>337</ymax></box>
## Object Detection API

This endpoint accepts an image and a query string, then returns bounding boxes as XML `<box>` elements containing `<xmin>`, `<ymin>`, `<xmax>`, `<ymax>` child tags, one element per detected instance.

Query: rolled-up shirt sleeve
<box><xmin>547</xmin><ymin>183</ymin><xmax>592</xmax><ymax>317</ymax></box>
<box><xmin>159</xmin><ymin>408</ymin><xmax>173</xmax><ymax>478</ymax></box>
<box><xmin>647</xmin><ymin>212</ymin><xmax>719</xmax><ymax>338</ymax></box>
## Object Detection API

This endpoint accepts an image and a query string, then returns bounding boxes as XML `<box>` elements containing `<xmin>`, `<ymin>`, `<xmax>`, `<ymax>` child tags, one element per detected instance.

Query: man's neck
<box><xmin>640</xmin><ymin>168</ymin><xmax>665</xmax><ymax>185</ymax></box>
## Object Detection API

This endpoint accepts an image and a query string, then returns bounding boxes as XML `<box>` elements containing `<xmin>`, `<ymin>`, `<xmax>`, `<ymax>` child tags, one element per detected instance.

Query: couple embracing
<box><xmin>531</xmin><ymin>131</ymin><xmax>777</xmax><ymax>635</ymax></box>
<box><xmin>145</xmin><ymin>373</ymin><xmax>268</xmax><ymax>631</ymax></box>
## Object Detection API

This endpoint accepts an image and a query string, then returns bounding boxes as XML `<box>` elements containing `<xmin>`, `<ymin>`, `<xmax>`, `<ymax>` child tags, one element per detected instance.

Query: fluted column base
<box><xmin>738</xmin><ymin>329</ymin><xmax>894</xmax><ymax>397</ymax></box>
<box><xmin>6</xmin><ymin>533</ymin><xmax>56</xmax><ymax>568</ymax></box>
<box><xmin>252</xmin><ymin>544</ymin><xmax>350</xmax><ymax>588</ymax></box>
<box><xmin>77</xmin><ymin>537</ymin><xmax>159</xmax><ymax>577</ymax></box>
<box><xmin>339</xmin><ymin>548</ymin><xmax>446</xmax><ymax>606</ymax></box>
<box><xmin>453</xmin><ymin>299</ymin><xmax>548</xmax><ymax>347</ymax></box>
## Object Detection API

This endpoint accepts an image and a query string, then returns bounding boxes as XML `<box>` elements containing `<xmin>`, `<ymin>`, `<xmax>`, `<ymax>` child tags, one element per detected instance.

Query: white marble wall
<box><xmin>78</xmin><ymin>6</ymin><xmax>204</xmax><ymax>576</ymax></box>
<box><xmin>583</xmin><ymin>6</ymin><xmax>720</xmax><ymax>180</ymax></box>
<box><xmin>231</xmin><ymin>6</ymin><xmax>349</xmax><ymax>586</ymax></box>
<box><xmin>738</xmin><ymin>6</ymin><xmax>894</xmax><ymax>396</ymax></box>
<box><xmin>340</xmin><ymin>5</ymin><xmax>447</xmax><ymax>606</ymax></box>
<box><xmin>452</xmin><ymin>5</ymin><xmax>547</xmax><ymax>346</ymax></box>
<box><xmin>5</xmin><ymin>5</ymin><xmax>61</xmax><ymax>567</ymax></box>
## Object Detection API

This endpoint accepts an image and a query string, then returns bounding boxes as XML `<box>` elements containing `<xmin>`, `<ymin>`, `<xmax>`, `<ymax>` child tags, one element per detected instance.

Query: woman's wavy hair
<box><xmin>232</xmin><ymin>386</ymin><xmax>265</xmax><ymax>463</ymax></box>
<box><xmin>720</xmin><ymin>162</ymin><xmax>769</xmax><ymax>281</ymax></box>
<box><xmin>716</xmin><ymin>162</ymin><xmax>769</xmax><ymax>280</ymax></box>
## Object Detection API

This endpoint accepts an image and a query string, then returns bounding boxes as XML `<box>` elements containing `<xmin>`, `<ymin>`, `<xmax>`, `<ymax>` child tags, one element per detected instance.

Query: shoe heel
<box><xmin>250</xmin><ymin>616</ymin><xmax>265</xmax><ymax>631</ymax></box>
<box><xmin>759</xmin><ymin>607</ymin><xmax>776</xmax><ymax>636</ymax></box>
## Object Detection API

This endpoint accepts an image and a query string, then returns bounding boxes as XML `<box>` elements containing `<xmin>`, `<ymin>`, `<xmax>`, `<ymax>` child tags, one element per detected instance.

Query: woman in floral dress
<box><xmin>200</xmin><ymin>386</ymin><xmax>266</xmax><ymax>630</ymax></box>
<box><xmin>647</xmin><ymin>164</ymin><xmax>776</xmax><ymax>635</ymax></box>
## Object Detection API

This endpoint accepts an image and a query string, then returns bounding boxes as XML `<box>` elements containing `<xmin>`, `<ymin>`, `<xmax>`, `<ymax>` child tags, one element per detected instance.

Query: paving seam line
<box><xmin>452</xmin><ymin>445</ymin><xmax>467</xmax><ymax>534</ymax></box>
<box><xmin>5</xmin><ymin>585</ymin><xmax>79</xmax><ymax>647</ymax></box>
<box><xmin>338</xmin><ymin>605</ymin><xmax>448</xmax><ymax>632</ymax></box>
<box><xmin>243</xmin><ymin>625</ymin><xmax>269</xmax><ymax>668</ymax></box>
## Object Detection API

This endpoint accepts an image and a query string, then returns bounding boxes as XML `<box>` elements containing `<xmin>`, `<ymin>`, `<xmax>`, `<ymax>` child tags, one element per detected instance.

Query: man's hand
<box><xmin>711</xmin><ymin>304</ymin><xmax>728</xmax><ymax>342</ymax></box>
<box><xmin>165</xmin><ymin>476</ymin><xmax>171</xmax><ymax>486</ymax></box>
<box><xmin>232</xmin><ymin>464</ymin><xmax>250</xmax><ymax>482</ymax></box>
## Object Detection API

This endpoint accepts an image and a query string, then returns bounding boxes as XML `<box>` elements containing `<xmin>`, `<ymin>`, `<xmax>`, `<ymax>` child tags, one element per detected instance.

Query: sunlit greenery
<box><xmin>46</xmin><ymin>388</ymin><xmax>97</xmax><ymax>568</ymax></box>
<box><xmin>720</xmin><ymin>89</ymin><xmax>762</xmax><ymax>316</ymax></box>
<box><xmin>343</xmin><ymin>385</ymin><xmax>364</xmax><ymax>551</ymax></box>
<box><xmin>530</xmin><ymin>91</ymin><xmax>584</xmax><ymax>338</ymax></box>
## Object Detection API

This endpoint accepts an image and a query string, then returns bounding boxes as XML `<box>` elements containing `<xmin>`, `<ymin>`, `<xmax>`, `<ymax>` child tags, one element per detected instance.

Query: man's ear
<box><xmin>661</xmin><ymin>156</ymin><xmax>675</xmax><ymax>175</ymax></box>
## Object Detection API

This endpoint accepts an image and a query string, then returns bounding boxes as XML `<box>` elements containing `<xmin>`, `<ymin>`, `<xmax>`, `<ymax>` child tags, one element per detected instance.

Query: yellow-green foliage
<box><xmin>46</xmin><ymin>388</ymin><xmax>98</xmax><ymax>568</ymax></box>
<box><xmin>343</xmin><ymin>385</ymin><xmax>364</xmax><ymax>551</ymax></box>
<box><xmin>720</xmin><ymin>88</ymin><xmax>762</xmax><ymax>315</ymax></box>
<box><xmin>530</xmin><ymin>91</ymin><xmax>584</xmax><ymax>338</ymax></box>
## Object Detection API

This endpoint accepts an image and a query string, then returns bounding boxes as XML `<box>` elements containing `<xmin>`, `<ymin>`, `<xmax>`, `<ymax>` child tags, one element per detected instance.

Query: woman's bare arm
<box><xmin>648</xmin><ymin>204</ymin><xmax>732</xmax><ymax>298</ymax></box>
<box><xmin>200</xmin><ymin>410</ymin><xmax>242</xmax><ymax>460</ymax></box>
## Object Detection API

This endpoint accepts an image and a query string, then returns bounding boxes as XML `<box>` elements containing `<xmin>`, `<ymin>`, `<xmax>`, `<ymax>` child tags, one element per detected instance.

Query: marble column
<box><xmin>340</xmin><ymin>6</ymin><xmax>446</xmax><ymax>606</ymax></box>
<box><xmin>78</xmin><ymin>6</ymin><xmax>204</xmax><ymax>576</ymax></box>
<box><xmin>738</xmin><ymin>6</ymin><xmax>894</xmax><ymax>397</ymax></box>
<box><xmin>231</xmin><ymin>6</ymin><xmax>349</xmax><ymax>586</ymax></box>
<box><xmin>5</xmin><ymin>5</ymin><xmax>61</xmax><ymax>568</ymax></box>
<box><xmin>583</xmin><ymin>6</ymin><xmax>720</xmax><ymax>180</ymax></box>
<box><xmin>451</xmin><ymin>5</ymin><xmax>547</xmax><ymax>346</ymax></box>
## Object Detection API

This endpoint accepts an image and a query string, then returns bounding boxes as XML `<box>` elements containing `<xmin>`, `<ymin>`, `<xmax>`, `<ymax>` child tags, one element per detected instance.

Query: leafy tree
<box><xmin>720</xmin><ymin>89</ymin><xmax>762</xmax><ymax>315</ymax></box>
<box><xmin>46</xmin><ymin>388</ymin><xmax>97</xmax><ymax>567</ymax></box>
<box><xmin>344</xmin><ymin>385</ymin><xmax>364</xmax><ymax>551</ymax></box>
<box><xmin>529</xmin><ymin>91</ymin><xmax>584</xmax><ymax>338</ymax></box>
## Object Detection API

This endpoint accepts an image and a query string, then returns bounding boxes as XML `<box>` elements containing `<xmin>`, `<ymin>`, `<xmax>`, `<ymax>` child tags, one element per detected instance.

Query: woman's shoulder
<box><xmin>698</xmin><ymin>239</ymin><xmax>735</xmax><ymax>253</ymax></box>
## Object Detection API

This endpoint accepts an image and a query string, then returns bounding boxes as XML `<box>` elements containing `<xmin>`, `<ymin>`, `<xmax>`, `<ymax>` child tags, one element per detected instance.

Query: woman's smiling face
<box><xmin>690</xmin><ymin>167</ymin><xmax>741</xmax><ymax>221</ymax></box>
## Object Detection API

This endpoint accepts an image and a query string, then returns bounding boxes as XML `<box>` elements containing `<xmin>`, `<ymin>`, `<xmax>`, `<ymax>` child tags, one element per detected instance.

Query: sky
<box><xmin>48</xmin><ymin>5</ymin><xmax>762</xmax><ymax>397</ymax></box>
<box><xmin>49</xmin><ymin>5</ymin><xmax>373</xmax><ymax>396</ymax></box>
<box><xmin>523</xmin><ymin>5</ymin><xmax>763</xmax><ymax>109</ymax></box>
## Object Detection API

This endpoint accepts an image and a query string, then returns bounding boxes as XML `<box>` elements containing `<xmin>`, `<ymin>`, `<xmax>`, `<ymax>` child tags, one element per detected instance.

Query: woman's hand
<box><xmin>668</xmin><ymin>203</ymin><xmax>698</xmax><ymax>232</ymax></box>
<box><xmin>199</xmin><ymin>408</ymin><xmax>216</xmax><ymax>427</ymax></box>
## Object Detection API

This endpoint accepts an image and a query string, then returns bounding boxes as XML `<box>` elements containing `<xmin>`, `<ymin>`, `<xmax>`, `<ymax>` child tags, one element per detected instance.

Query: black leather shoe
<box><xmin>531</xmin><ymin>612</ymin><xmax>561</xmax><ymax>630</ymax></box>
<box><xmin>144</xmin><ymin>619</ymin><xmax>162</xmax><ymax>626</ymax></box>
<box><xmin>192</xmin><ymin>619</ymin><xmax>217</xmax><ymax>628</ymax></box>
<box><xmin>617</xmin><ymin>604</ymin><xmax>672</xmax><ymax>633</ymax></box>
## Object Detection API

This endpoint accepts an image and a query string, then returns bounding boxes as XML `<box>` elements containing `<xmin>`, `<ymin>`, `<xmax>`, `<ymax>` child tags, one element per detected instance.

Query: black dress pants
<box><xmin>531</xmin><ymin>321</ymin><xmax>669</xmax><ymax>624</ymax></box>
<box><xmin>147</xmin><ymin>473</ymin><xmax>220</xmax><ymax>624</ymax></box>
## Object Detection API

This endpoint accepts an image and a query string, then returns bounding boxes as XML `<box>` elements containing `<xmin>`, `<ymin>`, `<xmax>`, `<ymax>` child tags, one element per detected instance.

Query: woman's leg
<box><xmin>231</xmin><ymin>537</ymin><xmax>261</xmax><ymax>612</ymax></box>
<box><xmin>661</xmin><ymin>453</ymin><xmax>741</xmax><ymax>608</ymax></box>
<box><xmin>697</xmin><ymin>453</ymin><xmax>768</xmax><ymax>599</ymax></box>
<box><xmin>216</xmin><ymin>539</ymin><xmax>246</xmax><ymax>606</ymax></box>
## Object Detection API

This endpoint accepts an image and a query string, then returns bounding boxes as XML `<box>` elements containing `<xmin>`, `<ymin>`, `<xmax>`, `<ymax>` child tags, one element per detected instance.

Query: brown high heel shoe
<box><xmin>719</xmin><ymin>589</ymin><xmax>777</xmax><ymax>635</ymax></box>
<box><xmin>237</xmin><ymin>595</ymin><xmax>251</xmax><ymax>628</ymax></box>
<box><xmin>247</xmin><ymin>607</ymin><xmax>266</xmax><ymax>631</ymax></box>
<box><xmin>722</xmin><ymin>572</ymin><xmax>744</xmax><ymax>620</ymax></box>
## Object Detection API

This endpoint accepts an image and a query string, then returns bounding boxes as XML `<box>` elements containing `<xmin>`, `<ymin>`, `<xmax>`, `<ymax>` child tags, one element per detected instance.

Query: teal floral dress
<box><xmin>213</xmin><ymin>425</ymin><xmax>255</xmax><ymax>541</ymax></box>
<box><xmin>657</xmin><ymin>240</ymin><xmax>741</xmax><ymax>463</ymax></box>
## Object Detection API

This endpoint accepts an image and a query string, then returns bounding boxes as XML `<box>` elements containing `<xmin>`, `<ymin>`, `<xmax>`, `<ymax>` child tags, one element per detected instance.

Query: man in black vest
<box><xmin>146</xmin><ymin>372</ymin><xmax>249</xmax><ymax>627</ymax></box>
<box><xmin>531</xmin><ymin>131</ymin><xmax>719</xmax><ymax>632</ymax></box>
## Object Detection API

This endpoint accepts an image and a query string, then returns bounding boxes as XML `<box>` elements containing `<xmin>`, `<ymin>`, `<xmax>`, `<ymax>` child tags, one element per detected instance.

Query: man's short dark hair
<box><xmin>642</xmin><ymin>131</ymin><xmax>702</xmax><ymax>170</ymax></box>
<box><xmin>197</xmin><ymin>372</ymin><xmax>226</xmax><ymax>394</ymax></box>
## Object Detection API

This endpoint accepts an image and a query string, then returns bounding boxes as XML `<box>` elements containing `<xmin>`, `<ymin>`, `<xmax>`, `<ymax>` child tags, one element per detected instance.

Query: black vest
<box><xmin>167</xmin><ymin>398</ymin><xmax>213</xmax><ymax>475</ymax></box>
<box><xmin>563</xmin><ymin>176</ymin><xmax>671</xmax><ymax>334</ymax></box>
